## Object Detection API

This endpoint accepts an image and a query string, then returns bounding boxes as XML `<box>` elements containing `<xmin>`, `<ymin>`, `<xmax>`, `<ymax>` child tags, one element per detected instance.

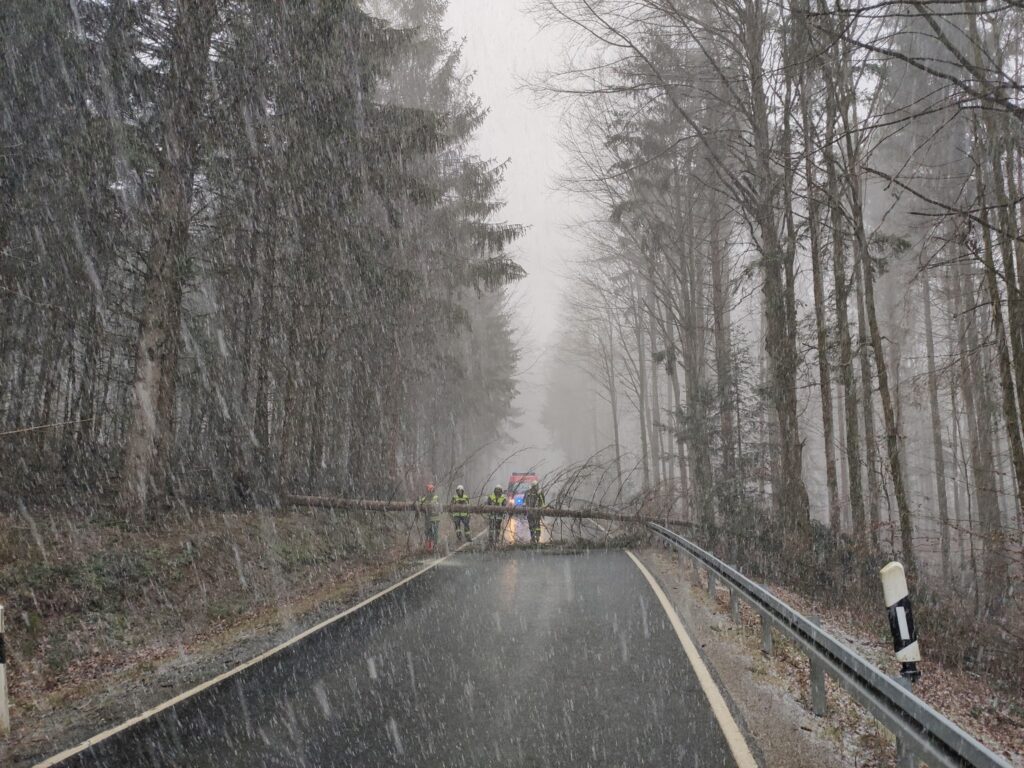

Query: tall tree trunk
<box><xmin>824</xmin><ymin>98</ymin><xmax>866</xmax><ymax>541</ymax></box>
<box><xmin>844</xmin><ymin>132</ymin><xmax>915</xmax><ymax>569</ymax></box>
<box><xmin>676</xmin><ymin>170</ymin><xmax>714</xmax><ymax>528</ymax></box>
<box><xmin>682</xmin><ymin>261</ymin><xmax>714</xmax><ymax>532</ymax></box>
<box><xmin>710</xmin><ymin>219</ymin><xmax>736</xmax><ymax>493</ymax></box>
<box><xmin>854</xmin><ymin>243</ymin><xmax>881</xmax><ymax>547</ymax></box>
<box><xmin>609</xmin><ymin>344</ymin><xmax>623</xmax><ymax>488</ymax></box>
<box><xmin>954</xmin><ymin>258</ymin><xmax>1009</xmax><ymax>619</ymax></box>
<box><xmin>280</xmin><ymin>302</ymin><xmax>300</xmax><ymax>491</ymax></box>
<box><xmin>755</xmin><ymin>150</ymin><xmax>811</xmax><ymax>549</ymax></box>
<box><xmin>633</xmin><ymin>283</ymin><xmax>651</xmax><ymax>491</ymax></box>
<box><xmin>651</xmin><ymin>295</ymin><xmax>676</xmax><ymax>497</ymax></box>
<box><xmin>837</xmin><ymin>382</ymin><xmax>850</xmax><ymax>526</ymax></box>
<box><xmin>922</xmin><ymin>270</ymin><xmax>951</xmax><ymax>581</ymax></box>
<box><xmin>601</xmin><ymin>324</ymin><xmax>624</xmax><ymax>486</ymax></box>
<box><xmin>800</xmin><ymin>88</ymin><xmax>840</xmax><ymax>532</ymax></box>
<box><xmin>743</xmin><ymin>0</ymin><xmax>811</xmax><ymax>548</ymax></box>
<box><xmin>967</xmin><ymin>2</ymin><xmax>1024</xmax><ymax>530</ymax></box>
<box><xmin>710</xmin><ymin>196</ymin><xmax>736</xmax><ymax>483</ymax></box>
<box><xmin>972</xmin><ymin>134</ymin><xmax>1024</xmax><ymax>522</ymax></box>
<box><xmin>666</xmin><ymin>340</ymin><xmax>689</xmax><ymax>520</ymax></box>
<box><xmin>119</xmin><ymin>0</ymin><xmax>218</xmax><ymax>514</ymax></box>
<box><xmin>647</xmin><ymin>291</ymin><xmax>664</xmax><ymax>490</ymax></box>
<box><xmin>946</xmin><ymin>268</ymin><xmax>968</xmax><ymax>572</ymax></box>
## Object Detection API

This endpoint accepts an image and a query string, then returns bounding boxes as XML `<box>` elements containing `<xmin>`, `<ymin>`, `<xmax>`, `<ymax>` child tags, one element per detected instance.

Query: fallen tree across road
<box><xmin>285</xmin><ymin>495</ymin><xmax>670</xmax><ymax>525</ymax></box>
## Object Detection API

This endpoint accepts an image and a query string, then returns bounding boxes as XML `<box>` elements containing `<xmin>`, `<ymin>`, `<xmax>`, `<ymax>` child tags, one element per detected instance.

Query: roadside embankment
<box><xmin>0</xmin><ymin>504</ymin><xmax>453</xmax><ymax>767</ymax></box>
<box><xmin>638</xmin><ymin>547</ymin><xmax>1024</xmax><ymax>767</ymax></box>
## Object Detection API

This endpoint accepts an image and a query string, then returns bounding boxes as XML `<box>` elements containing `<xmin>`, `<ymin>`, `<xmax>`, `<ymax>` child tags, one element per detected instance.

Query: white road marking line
<box><xmin>33</xmin><ymin>540</ymin><xmax>476</xmax><ymax>768</ymax></box>
<box><xmin>626</xmin><ymin>550</ymin><xmax>759</xmax><ymax>768</ymax></box>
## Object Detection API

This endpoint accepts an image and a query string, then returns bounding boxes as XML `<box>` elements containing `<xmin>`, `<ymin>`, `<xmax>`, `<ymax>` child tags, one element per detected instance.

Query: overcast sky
<box><xmin>445</xmin><ymin>0</ymin><xmax>584</xmax><ymax>468</ymax></box>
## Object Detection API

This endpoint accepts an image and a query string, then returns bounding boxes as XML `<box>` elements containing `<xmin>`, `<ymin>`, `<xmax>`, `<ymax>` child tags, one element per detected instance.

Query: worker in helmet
<box><xmin>486</xmin><ymin>484</ymin><xmax>508</xmax><ymax>546</ymax></box>
<box><xmin>418</xmin><ymin>483</ymin><xmax>441</xmax><ymax>553</ymax></box>
<box><xmin>450</xmin><ymin>484</ymin><xmax>471</xmax><ymax>543</ymax></box>
<box><xmin>524</xmin><ymin>481</ymin><xmax>545</xmax><ymax>544</ymax></box>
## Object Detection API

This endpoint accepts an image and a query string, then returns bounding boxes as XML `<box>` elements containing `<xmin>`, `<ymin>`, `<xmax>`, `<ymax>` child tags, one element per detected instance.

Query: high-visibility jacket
<box><xmin>524</xmin><ymin>489</ymin><xmax>545</xmax><ymax>508</ymax></box>
<box><xmin>487</xmin><ymin>492</ymin><xmax>507</xmax><ymax>508</ymax></box>
<box><xmin>418</xmin><ymin>493</ymin><xmax>442</xmax><ymax>522</ymax></box>
<box><xmin>450</xmin><ymin>491</ymin><xmax>471</xmax><ymax>517</ymax></box>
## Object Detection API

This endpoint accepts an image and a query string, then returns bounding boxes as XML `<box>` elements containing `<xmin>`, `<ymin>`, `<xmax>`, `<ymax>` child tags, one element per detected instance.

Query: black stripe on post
<box><xmin>886</xmin><ymin>594</ymin><xmax>917</xmax><ymax>654</ymax></box>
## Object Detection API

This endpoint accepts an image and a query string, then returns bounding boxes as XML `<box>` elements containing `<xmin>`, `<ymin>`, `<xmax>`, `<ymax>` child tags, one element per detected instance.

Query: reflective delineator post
<box><xmin>880</xmin><ymin>562</ymin><xmax>921</xmax><ymax>682</ymax></box>
<box><xmin>0</xmin><ymin>605</ymin><xmax>9</xmax><ymax>736</ymax></box>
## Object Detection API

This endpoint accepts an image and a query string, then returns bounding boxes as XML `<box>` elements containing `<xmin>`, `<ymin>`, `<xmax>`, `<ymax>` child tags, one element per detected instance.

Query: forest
<box><xmin>536</xmin><ymin>0</ymin><xmax>1024</xmax><ymax>676</ymax></box>
<box><xmin>3</xmin><ymin>0</ymin><xmax>1024</xmax><ymax>704</ymax></box>
<box><xmin>1</xmin><ymin>0</ymin><xmax>524</xmax><ymax>510</ymax></box>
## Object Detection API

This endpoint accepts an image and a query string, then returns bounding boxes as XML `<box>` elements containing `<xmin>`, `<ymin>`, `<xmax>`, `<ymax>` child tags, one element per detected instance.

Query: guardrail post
<box><xmin>892</xmin><ymin>675</ymin><xmax>918</xmax><ymax>767</ymax></box>
<box><xmin>1</xmin><ymin>605</ymin><xmax>9</xmax><ymax>737</ymax></box>
<box><xmin>707</xmin><ymin>570</ymin><xmax>717</xmax><ymax>599</ymax></box>
<box><xmin>896</xmin><ymin>738</ymin><xmax>916</xmax><ymax>768</ymax></box>
<box><xmin>690</xmin><ymin>558</ymin><xmax>701</xmax><ymax>587</ymax></box>
<box><xmin>760</xmin><ymin>614</ymin><xmax>773</xmax><ymax>656</ymax></box>
<box><xmin>729</xmin><ymin>589</ymin><xmax>739</xmax><ymax>622</ymax></box>
<box><xmin>809</xmin><ymin>616</ymin><xmax>827</xmax><ymax>717</ymax></box>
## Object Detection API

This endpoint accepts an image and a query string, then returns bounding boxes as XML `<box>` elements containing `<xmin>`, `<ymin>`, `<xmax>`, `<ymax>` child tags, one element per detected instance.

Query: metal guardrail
<box><xmin>647</xmin><ymin>522</ymin><xmax>1011</xmax><ymax>768</ymax></box>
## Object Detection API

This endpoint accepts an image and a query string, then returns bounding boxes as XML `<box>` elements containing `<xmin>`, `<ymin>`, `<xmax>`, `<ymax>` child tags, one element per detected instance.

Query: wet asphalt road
<box><xmin>55</xmin><ymin>550</ymin><xmax>739</xmax><ymax>768</ymax></box>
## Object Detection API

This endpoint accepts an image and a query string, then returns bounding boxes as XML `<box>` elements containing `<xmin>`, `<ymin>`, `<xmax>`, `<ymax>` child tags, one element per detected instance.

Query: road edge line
<box><xmin>626</xmin><ymin>549</ymin><xmax>759</xmax><ymax>768</ymax></box>
<box><xmin>33</xmin><ymin>542</ymin><xmax>474</xmax><ymax>768</ymax></box>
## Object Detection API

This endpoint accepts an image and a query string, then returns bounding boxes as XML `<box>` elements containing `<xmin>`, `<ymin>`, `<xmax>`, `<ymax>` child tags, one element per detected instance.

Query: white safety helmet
<box><xmin>456</xmin><ymin>485</ymin><xmax>465</xmax><ymax>493</ymax></box>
